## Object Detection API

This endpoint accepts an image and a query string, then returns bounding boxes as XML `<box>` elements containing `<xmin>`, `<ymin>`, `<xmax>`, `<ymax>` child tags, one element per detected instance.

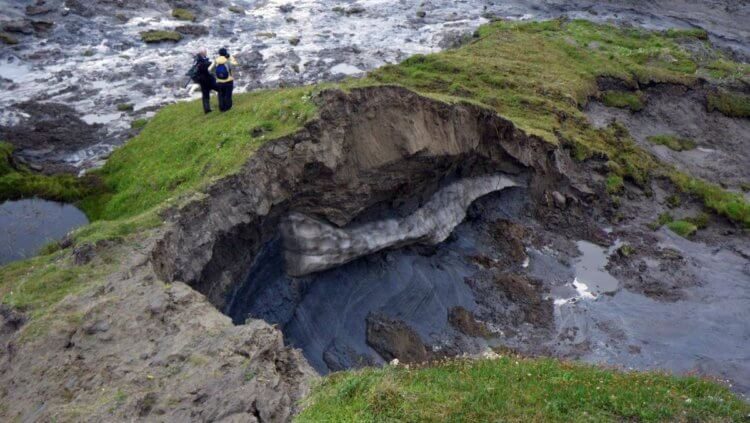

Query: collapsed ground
<box><xmin>1</xmin><ymin>19</ymin><xmax>750</xmax><ymax>421</ymax></box>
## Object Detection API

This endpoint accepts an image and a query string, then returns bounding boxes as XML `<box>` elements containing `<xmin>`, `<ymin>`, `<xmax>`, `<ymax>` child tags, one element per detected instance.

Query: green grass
<box><xmin>85</xmin><ymin>87</ymin><xmax>315</xmax><ymax>220</ymax></box>
<box><xmin>0</xmin><ymin>142</ymin><xmax>104</xmax><ymax>203</ymax></box>
<box><xmin>647</xmin><ymin>134</ymin><xmax>696</xmax><ymax>151</ymax></box>
<box><xmin>706</xmin><ymin>90</ymin><xmax>750</xmax><ymax>118</ymax></box>
<box><xmin>602</xmin><ymin>91</ymin><xmax>644</xmax><ymax>111</ymax></box>
<box><xmin>171</xmin><ymin>8</ymin><xmax>195</xmax><ymax>21</ymax></box>
<box><xmin>0</xmin><ymin>251</ymin><xmax>111</xmax><ymax>320</ymax></box>
<box><xmin>298</xmin><ymin>357</ymin><xmax>750</xmax><ymax>422</ymax></box>
<box><xmin>667</xmin><ymin>220</ymin><xmax>698</xmax><ymax>238</ymax></box>
<box><xmin>670</xmin><ymin>172</ymin><xmax>750</xmax><ymax>228</ymax></box>
<box><xmin>605</xmin><ymin>174</ymin><xmax>624</xmax><ymax>195</ymax></box>
<box><xmin>140</xmin><ymin>30</ymin><xmax>182</xmax><ymax>43</ymax></box>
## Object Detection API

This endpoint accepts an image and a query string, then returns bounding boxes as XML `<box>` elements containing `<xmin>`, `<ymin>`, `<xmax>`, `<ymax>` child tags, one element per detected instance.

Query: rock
<box><xmin>31</xmin><ymin>20</ymin><xmax>54</xmax><ymax>32</ymax></box>
<box><xmin>73</xmin><ymin>243</ymin><xmax>95</xmax><ymax>265</ymax></box>
<box><xmin>3</xmin><ymin>20</ymin><xmax>34</xmax><ymax>35</ymax></box>
<box><xmin>278</xmin><ymin>4</ymin><xmax>295</xmax><ymax>13</ymax></box>
<box><xmin>0</xmin><ymin>305</ymin><xmax>27</xmax><ymax>336</ymax></box>
<box><xmin>416</xmin><ymin>10</ymin><xmax>427</xmax><ymax>18</ymax></box>
<box><xmin>26</xmin><ymin>5</ymin><xmax>55</xmax><ymax>16</ymax></box>
<box><xmin>176</xmin><ymin>24</ymin><xmax>208</xmax><ymax>37</ymax></box>
<box><xmin>288</xmin><ymin>36</ymin><xmax>300</xmax><ymax>46</ymax></box>
<box><xmin>147</xmin><ymin>296</ymin><xmax>166</xmax><ymax>315</ymax></box>
<box><xmin>552</xmin><ymin>190</ymin><xmax>567</xmax><ymax>208</ymax></box>
<box><xmin>365</xmin><ymin>313</ymin><xmax>430</xmax><ymax>364</ymax></box>
<box><xmin>83</xmin><ymin>320</ymin><xmax>110</xmax><ymax>335</ymax></box>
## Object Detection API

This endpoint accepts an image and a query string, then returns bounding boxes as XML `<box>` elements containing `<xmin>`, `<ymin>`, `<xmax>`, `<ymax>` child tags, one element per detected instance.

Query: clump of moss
<box><xmin>647</xmin><ymin>134</ymin><xmax>696</xmax><ymax>151</ymax></box>
<box><xmin>0</xmin><ymin>31</ymin><xmax>18</xmax><ymax>45</ymax></box>
<box><xmin>602</xmin><ymin>91</ymin><xmax>644</xmax><ymax>111</ymax></box>
<box><xmin>130</xmin><ymin>118</ymin><xmax>149</xmax><ymax>130</ymax></box>
<box><xmin>649</xmin><ymin>212</ymin><xmax>674</xmax><ymax>230</ymax></box>
<box><xmin>605</xmin><ymin>174</ymin><xmax>624</xmax><ymax>195</ymax></box>
<box><xmin>667</xmin><ymin>220</ymin><xmax>698</xmax><ymax>237</ymax></box>
<box><xmin>117</xmin><ymin>103</ymin><xmax>134</xmax><ymax>112</ymax></box>
<box><xmin>670</xmin><ymin>172</ymin><xmax>750</xmax><ymax>228</ymax></box>
<box><xmin>140</xmin><ymin>30</ymin><xmax>183</xmax><ymax>43</ymax></box>
<box><xmin>706</xmin><ymin>90</ymin><xmax>750</xmax><ymax>118</ymax></box>
<box><xmin>171</xmin><ymin>8</ymin><xmax>195</xmax><ymax>21</ymax></box>
<box><xmin>228</xmin><ymin>5</ymin><xmax>244</xmax><ymax>14</ymax></box>
<box><xmin>666</xmin><ymin>194</ymin><xmax>681</xmax><ymax>208</ymax></box>
<box><xmin>686</xmin><ymin>212</ymin><xmax>710</xmax><ymax>229</ymax></box>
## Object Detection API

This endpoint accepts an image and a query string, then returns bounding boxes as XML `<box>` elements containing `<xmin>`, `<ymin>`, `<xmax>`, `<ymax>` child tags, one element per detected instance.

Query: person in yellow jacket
<box><xmin>209</xmin><ymin>47</ymin><xmax>239</xmax><ymax>112</ymax></box>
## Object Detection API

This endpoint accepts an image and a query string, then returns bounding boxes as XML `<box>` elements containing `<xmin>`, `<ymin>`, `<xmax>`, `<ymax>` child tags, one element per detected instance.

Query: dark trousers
<box><xmin>200</xmin><ymin>81</ymin><xmax>214</xmax><ymax>113</ymax></box>
<box><xmin>217</xmin><ymin>81</ymin><xmax>234</xmax><ymax>112</ymax></box>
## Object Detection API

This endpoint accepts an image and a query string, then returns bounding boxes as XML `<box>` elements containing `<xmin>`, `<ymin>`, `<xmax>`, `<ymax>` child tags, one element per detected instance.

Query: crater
<box><xmin>151</xmin><ymin>86</ymin><xmax>571</xmax><ymax>371</ymax></box>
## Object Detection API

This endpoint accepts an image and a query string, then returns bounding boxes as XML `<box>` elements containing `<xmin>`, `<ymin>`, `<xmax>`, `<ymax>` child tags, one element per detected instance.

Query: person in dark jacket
<box><xmin>195</xmin><ymin>48</ymin><xmax>216</xmax><ymax>114</ymax></box>
<box><xmin>209</xmin><ymin>47</ymin><xmax>239</xmax><ymax>112</ymax></box>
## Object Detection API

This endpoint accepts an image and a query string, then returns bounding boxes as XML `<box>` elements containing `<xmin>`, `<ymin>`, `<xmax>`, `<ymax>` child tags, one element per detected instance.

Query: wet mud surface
<box><xmin>227</xmin><ymin>179</ymin><xmax>750</xmax><ymax>396</ymax></box>
<box><xmin>1</xmin><ymin>0</ymin><xmax>749</xmax><ymax>169</ymax></box>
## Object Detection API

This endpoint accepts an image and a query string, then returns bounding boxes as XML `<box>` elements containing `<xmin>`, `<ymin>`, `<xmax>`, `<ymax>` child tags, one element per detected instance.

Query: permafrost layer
<box><xmin>282</xmin><ymin>175</ymin><xmax>518</xmax><ymax>276</ymax></box>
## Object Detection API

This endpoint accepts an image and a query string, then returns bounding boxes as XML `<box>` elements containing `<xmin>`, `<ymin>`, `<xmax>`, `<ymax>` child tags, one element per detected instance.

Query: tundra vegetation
<box><xmin>2</xmin><ymin>19</ymin><xmax>749</xmax><ymax>412</ymax></box>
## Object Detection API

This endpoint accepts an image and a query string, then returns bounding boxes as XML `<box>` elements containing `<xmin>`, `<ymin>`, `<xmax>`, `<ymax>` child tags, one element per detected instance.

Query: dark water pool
<box><xmin>0</xmin><ymin>199</ymin><xmax>89</xmax><ymax>265</ymax></box>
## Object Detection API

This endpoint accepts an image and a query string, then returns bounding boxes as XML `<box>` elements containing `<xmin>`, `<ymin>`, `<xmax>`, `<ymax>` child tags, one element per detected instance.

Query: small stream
<box><xmin>0</xmin><ymin>199</ymin><xmax>88</xmax><ymax>265</ymax></box>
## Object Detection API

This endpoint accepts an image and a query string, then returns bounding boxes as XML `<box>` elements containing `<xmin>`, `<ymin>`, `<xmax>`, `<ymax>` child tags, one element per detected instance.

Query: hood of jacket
<box><xmin>216</xmin><ymin>56</ymin><xmax>228</xmax><ymax>65</ymax></box>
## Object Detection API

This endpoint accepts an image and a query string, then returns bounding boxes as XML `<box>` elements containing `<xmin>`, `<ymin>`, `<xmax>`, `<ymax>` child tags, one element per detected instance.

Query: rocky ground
<box><xmin>1</xmin><ymin>0</ymin><xmax>749</xmax><ymax>171</ymax></box>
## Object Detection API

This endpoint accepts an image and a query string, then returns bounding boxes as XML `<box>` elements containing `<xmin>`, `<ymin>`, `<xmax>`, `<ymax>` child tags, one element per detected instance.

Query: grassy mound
<box><xmin>140</xmin><ymin>30</ymin><xmax>183</xmax><ymax>43</ymax></box>
<box><xmin>297</xmin><ymin>357</ymin><xmax>750</xmax><ymax>422</ymax></box>
<box><xmin>707</xmin><ymin>90</ymin><xmax>750</xmax><ymax>118</ymax></box>
<box><xmin>602</xmin><ymin>91</ymin><xmax>644</xmax><ymax>111</ymax></box>
<box><xmin>171</xmin><ymin>8</ymin><xmax>195</xmax><ymax>22</ymax></box>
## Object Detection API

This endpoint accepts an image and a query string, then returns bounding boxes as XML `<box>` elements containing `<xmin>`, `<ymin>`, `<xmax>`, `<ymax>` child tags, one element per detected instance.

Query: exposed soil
<box><xmin>1</xmin><ymin>84</ymin><xmax>749</xmax><ymax>421</ymax></box>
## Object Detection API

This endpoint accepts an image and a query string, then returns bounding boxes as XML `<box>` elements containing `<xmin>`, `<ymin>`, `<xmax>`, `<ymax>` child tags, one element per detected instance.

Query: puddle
<box><xmin>0</xmin><ymin>199</ymin><xmax>89</xmax><ymax>265</ymax></box>
<box><xmin>572</xmin><ymin>240</ymin><xmax>620</xmax><ymax>297</ymax></box>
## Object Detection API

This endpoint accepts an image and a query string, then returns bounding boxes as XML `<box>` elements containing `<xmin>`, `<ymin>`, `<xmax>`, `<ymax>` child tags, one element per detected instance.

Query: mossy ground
<box><xmin>707</xmin><ymin>90</ymin><xmax>750</xmax><ymax>118</ymax></box>
<box><xmin>140</xmin><ymin>30</ymin><xmax>183</xmax><ymax>43</ymax></box>
<box><xmin>646</xmin><ymin>134</ymin><xmax>697</xmax><ymax>151</ymax></box>
<box><xmin>2</xmin><ymin>19</ymin><xmax>749</xmax><ymax>407</ymax></box>
<box><xmin>297</xmin><ymin>357</ymin><xmax>750</xmax><ymax>422</ymax></box>
<box><xmin>602</xmin><ymin>91</ymin><xmax>644</xmax><ymax>111</ymax></box>
<box><xmin>171</xmin><ymin>8</ymin><xmax>195</xmax><ymax>22</ymax></box>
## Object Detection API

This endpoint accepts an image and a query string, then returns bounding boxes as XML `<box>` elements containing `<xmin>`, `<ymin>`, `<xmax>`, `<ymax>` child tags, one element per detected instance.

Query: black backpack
<box><xmin>187</xmin><ymin>62</ymin><xmax>200</xmax><ymax>83</ymax></box>
<box><xmin>215</xmin><ymin>62</ymin><xmax>230</xmax><ymax>80</ymax></box>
